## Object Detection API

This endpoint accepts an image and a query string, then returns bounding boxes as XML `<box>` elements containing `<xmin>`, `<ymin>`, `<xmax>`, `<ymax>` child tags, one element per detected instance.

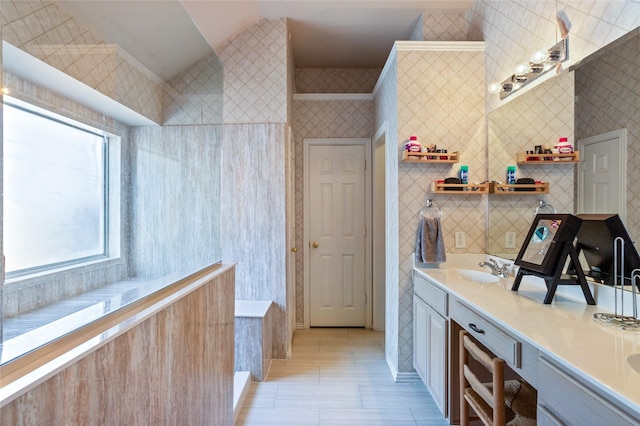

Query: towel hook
<box><xmin>535</xmin><ymin>199</ymin><xmax>556</xmax><ymax>215</ymax></box>
<box><xmin>420</xmin><ymin>199</ymin><xmax>442</xmax><ymax>218</ymax></box>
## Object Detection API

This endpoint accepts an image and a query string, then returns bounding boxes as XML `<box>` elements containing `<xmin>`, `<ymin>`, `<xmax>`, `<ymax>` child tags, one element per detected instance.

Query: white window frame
<box><xmin>3</xmin><ymin>96</ymin><xmax>122</xmax><ymax>282</ymax></box>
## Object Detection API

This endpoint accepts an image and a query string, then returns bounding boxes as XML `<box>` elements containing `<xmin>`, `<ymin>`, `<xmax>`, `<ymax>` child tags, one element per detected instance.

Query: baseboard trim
<box><xmin>296</xmin><ymin>322</ymin><xmax>305</xmax><ymax>330</ymax></box>
<box><xmin>395</xmin><ymin>371</ymin><xmax>421</xmax><ymax>383</ymax></box>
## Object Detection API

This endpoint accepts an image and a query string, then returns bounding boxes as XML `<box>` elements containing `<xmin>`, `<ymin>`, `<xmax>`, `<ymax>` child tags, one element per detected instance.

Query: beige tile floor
<box><xmin>236</xmin><ymin>328</ymin><xmax>449</xmax><ymax>426</ymax></box>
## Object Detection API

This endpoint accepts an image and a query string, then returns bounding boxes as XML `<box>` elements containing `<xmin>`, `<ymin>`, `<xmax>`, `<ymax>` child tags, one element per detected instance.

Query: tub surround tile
<box><xmin>235</xmin><ymin>300</ymin><xmax>274</xmax><ymax>381</ymax></box>
<box><xmin>1</xmin><ymin>265</ymin><xmax>235</xmax><ymax>425</ymax></box>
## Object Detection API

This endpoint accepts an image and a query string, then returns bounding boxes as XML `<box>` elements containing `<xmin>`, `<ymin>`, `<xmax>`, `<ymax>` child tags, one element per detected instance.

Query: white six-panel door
<box><xmin>306</xmin><ymin>142</ymin><xmax>367</xmax><ymax>327</ymax></box>
<box><xmin>578</xmin><ymin>129</ymin><xmax>626</xmax><ymax>220</ymax></box>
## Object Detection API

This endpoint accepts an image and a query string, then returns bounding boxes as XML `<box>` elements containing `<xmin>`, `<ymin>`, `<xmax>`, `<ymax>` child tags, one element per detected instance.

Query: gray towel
<box><xmin>415</xmin><ymin>217</ymin><xmax>446</xmax><ymax>263</ymax></box>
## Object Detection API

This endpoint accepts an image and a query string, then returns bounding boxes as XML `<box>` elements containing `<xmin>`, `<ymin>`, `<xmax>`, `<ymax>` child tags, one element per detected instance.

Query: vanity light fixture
<box><xmin>488</xmin><ymin>38</ymin><xmax>568</xmax><ymax>100</ymax></box>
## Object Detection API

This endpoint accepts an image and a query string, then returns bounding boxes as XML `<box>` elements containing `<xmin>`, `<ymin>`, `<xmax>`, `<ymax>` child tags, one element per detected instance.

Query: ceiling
<box><xmin>56</xmin><ymin>0</ymin><xmax>473</xmax><ymax>81</ymax></box>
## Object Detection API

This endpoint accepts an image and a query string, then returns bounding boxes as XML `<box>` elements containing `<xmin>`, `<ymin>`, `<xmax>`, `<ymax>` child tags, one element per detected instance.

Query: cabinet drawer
<box><xmin>414</xmin><ymin>273</ymin><xmax>448</xmax><ymax>317</ymax></box>
<box><xmin>538</xmin><ymin>357</ymin><xmax>639</xmax><ymax>425</ymax></box>
<box><xmin>451</xmin><ymin>301</ymin><xmax>520</xmax><ymax>368</ymax></box>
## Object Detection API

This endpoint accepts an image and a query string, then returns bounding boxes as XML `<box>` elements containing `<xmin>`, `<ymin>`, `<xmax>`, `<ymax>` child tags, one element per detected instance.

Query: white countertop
<box><xmin>414</xmin><ymin>264</ymin><xmax>640</xmax><ymax>417</ymax></box>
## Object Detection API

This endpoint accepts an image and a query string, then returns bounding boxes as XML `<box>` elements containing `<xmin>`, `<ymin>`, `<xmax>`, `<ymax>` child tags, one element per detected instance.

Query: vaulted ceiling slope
<box><xmin>182</xmin><ymin>0</ymin><xmax>473</xmax><ymax>69</ymax></box>
<box><xmin>55</xmin><ymin>0</ymin><xmax>473</xmax><ymax>81</ymax></box>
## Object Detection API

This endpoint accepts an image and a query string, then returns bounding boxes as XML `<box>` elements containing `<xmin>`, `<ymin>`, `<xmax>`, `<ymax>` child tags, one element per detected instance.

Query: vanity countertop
<box><xmin>414</xmin><ymin>265</ymin><xmax>640</xmax><ymax>417</ymax></box>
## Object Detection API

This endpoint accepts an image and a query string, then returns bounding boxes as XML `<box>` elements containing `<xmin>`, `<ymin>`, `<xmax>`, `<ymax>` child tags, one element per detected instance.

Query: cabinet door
<box><xmin>538</xmin><ymin>357</ymin><xmax>639</xmax><ymax>425</ymax></box>
<box><xmin>413</xmin><ymin>295</ymin><xmax>428</xmax><ymax>384</ymax></box>
<box><xmin>426</xmin><ymin>306</ymin><xmax>448</xmax><ymax>417</ymax></box>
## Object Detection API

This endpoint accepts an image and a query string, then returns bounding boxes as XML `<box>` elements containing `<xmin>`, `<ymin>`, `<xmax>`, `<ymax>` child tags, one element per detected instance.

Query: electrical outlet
<box><xmin>505</xmin><ymin>232</ymin><xmax>516</xmax><ymax>249</ymax></box>
<box><xmin>455</xmin><ymin>231</ymin><xmax>466</xmax><ymax>248</ymax></box>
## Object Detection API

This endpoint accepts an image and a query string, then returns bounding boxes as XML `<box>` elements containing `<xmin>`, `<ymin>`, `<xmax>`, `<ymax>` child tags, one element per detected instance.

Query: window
<box><xmin>3</xmin><ymin>97</ymin><xmax>108</xmax><ymax>276</ymax></box>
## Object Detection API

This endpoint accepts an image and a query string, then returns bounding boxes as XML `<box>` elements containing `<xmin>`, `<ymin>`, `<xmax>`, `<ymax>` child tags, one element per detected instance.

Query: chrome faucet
<box><xmin>479</xmin><ymin>259</ymin><xmax>510</xmax><ymax>278</ymax></box>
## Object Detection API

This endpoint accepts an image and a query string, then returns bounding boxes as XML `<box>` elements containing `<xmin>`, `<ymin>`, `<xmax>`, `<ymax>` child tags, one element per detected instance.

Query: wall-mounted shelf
<box><xmin>402</xmin><ymin>150</ymin><xmax>459</xmax><ymax>163</ymax></box>
<box><xmin>516</xmin><ymin>151</ymin><xmax>579</xmax><ymax>164</ymax></box>
<box><xmin>432</xmin><ymin>181</ymin><xmax>488</xmax><ymax>194</ymax></box>
<box><xmin>490</xmin><ymin>181</ymin><xmax>549</xmax><ymax>194</ymax></box>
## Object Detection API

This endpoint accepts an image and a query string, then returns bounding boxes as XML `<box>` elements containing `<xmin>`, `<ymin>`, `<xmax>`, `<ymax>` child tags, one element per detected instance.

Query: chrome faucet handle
<box><xmin>496</xmin><ymin>263</ymin><xmax>510</xmax><ymax>277</ymax></box>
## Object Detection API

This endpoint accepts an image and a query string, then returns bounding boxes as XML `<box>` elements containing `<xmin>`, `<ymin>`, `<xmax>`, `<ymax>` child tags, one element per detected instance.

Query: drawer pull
<box><xmin>469</xmin><ymin>323</ymin><xmax>485</xmax><ymax>334</ymax></box>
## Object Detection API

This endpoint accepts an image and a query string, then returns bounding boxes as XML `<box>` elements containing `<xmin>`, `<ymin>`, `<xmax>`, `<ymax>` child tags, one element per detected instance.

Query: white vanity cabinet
<box><xmin>537</xmin><ymin>357</ymin><xmax>639</xmax><ymax>425</ymax></box>
<box><xmin>413</xmin><ymin>272</ymin><xmax>448</xmax><ymax>416</ymax></box>
<box><xmin>450</xmin><ymin>299</ymin><xmax>538</xmax><ymax>387</ymax></box>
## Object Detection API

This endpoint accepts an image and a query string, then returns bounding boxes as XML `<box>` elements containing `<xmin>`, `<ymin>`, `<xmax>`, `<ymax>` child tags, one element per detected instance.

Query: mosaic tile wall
<box><xmin>292</xmin><ymin>98</ymin><xmax>375</xmax><ymax>326</ymax></box>
<box><xmin>487</xmin><ymin>71</ymin><xmax>575</xmax><ymax>257</ymax></box>
<box><xmin>217</xmin><ymin>18</ymin><xmax>288</xmax><ymax>124</ymax></box>
<box><xmin>295</xmin><ymin>68</ymin><xmax>381</xmax><ymax>93</ymax></box>
<box><xmin>0</xmin><ymin>0</ymin><xmax>164</xmax><ymax>124</ymax></box>
<box><xmin>574</xmin><ymin>29</ymin><xmax>640</xmax><ymax>244</ymax></box>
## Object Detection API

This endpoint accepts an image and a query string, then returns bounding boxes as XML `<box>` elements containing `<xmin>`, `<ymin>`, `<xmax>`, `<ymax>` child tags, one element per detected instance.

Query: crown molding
<box><xmin>293</xmin><ymin>93</ymin><xmax>373</xmax><ymax>101</ymax></box>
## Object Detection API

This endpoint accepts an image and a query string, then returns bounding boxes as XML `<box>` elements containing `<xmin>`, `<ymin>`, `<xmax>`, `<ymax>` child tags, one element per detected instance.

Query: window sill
<box><xmin>4</xmin><ymin>256</ymin><xmax>121</xmax><ymax>286</ymax></box>
<box><xmin>1</xmin><ymin>262</ymin><xmax>221</xmax><ymax>365</ymax></box>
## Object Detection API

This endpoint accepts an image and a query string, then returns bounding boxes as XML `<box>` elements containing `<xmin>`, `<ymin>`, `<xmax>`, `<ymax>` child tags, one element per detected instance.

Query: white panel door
<box><xmin>578</xmin><ymin>130</ymin><xmax>626</xmax><ymax>218</ymax></box>
<box><xmin>308</xmin><ymin>144</ymin><xmax>366</xmax><ymax>326</ymax></box>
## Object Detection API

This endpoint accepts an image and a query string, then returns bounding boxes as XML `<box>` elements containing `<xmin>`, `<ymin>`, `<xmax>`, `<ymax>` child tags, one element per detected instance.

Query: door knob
<box><xmin>290</xmin><ymin>247</ymin><xmax>298</xmax><ymax>253</ymax></box>
<box><xmin>312</xmin><ymin>242</ymin><xmax>319</xmax><ymax>248</ymax></box>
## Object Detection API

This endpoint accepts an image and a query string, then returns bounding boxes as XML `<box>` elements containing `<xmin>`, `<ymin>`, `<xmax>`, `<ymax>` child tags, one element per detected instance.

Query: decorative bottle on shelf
<box><xmin>555</xmin><ymin>137</ymin><xmax>573</xmax><ymax>160</ymax></box>
<box><xmin>507</xmin><ymin>165</ymin><xmax>516</xmax><ymax>184</ymax></box>
<box><xmin>406</xmin><ymin>135</ymin><xmax>421</xmax><ymax>152</ymax></box>
<box><xmin>459</xmin><ymin>165</ymin><xmax>469</xmax><ymax>184</ymax></box>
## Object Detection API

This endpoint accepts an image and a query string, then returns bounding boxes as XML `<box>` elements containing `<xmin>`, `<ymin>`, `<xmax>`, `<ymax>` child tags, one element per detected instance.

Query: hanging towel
<box><xmin>415</xmin><ymin>217</ymin><xmax>446</xmax><ymax>263</ymax></box>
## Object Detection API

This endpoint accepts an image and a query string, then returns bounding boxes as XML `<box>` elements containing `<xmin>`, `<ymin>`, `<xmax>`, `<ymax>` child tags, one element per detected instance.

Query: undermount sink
<box><xmin>627</xmin><ymin>353</ymin><xmax>640</xmax><ymax>374</ymax></box>
<box><xmin>454</xmin><ymin>269</ymin><xmax>500</xmax><ymax>284</ymax></box>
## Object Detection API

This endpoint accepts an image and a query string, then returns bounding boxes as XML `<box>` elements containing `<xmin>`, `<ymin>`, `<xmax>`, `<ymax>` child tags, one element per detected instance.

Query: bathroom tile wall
<box><xmin>163</xmin><ymin>54</ymin><xmax>224</xmax><ymax>125</ymax></box>
<box><xmin>487</xmin><ymin>71</ymin><xmax>575</xmax><ymax>256</ymax></box>
<box><xmin>216</xmin><ymin>18</ymin><xmax>292</xmax><ymax>358</ymax></box>
<box><xmin>574</xmin><ymin>31</ymin><xmax>640</xmax><ymax>242</ymax></box>
<box><xmin>469</xmin><ymin>0</ymin><xmax>640</xmax><ymax>114</ymax></box>
<box><xmin>220</xmin><ymin>123</ymin><xmax>288</xmax><ymax>359</ymax></box>
<box><xmin>292</xmin><ymin>67</ymin><xmax>379</xmax><ymax>327</ymax></box>
<box><xmin>0</xmin><ymin>0</ymin><xmax>227</xmax><ymax>317</ymax></box>
<box><xmin>470</xmin><ymin>0</ymin><xmax>640</xmax><ymax>254</ymax></box>
<box><xmin>295</xmin><ymin>68</ymin><xmax>381</xmax><ymax>93</ymax></box>
<box><xmin>128</xmin><ymin>125</ymin><xmax>222</xmax><ymax>278</ymax></box>
<box><xmin>395</xmin><ymin>47</ymin><xmax>486</xmax><ymax>373</ymax></box>
<box><xmin>218</xmin><ymin>18</ymin><xmax>288</xmax><ymax>124</ymax></box>
<box><xmin>411</xmin><ymin>11</ymin><xmax>478</xmax><ymax>42</ymax></box>
<box><xmin>292</xmin><ymin>97</ymin><xmax>375</xmax><ymax>326</ymax></box>
<box><xmin>376</xmin><ymin>10</ymin><xmax>485</xmax><ymax>376</ymax></box>
<box><xmin>0</xmin><ymin>0</ymin><xmax>164</xmax><ymax>124</ymax></box>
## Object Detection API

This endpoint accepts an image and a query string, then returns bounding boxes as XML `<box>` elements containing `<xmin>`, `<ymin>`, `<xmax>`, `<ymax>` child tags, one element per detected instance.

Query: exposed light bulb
<box><xmin>514</xmin><ymin>62</ymin><xmax>530</xmax><ymax>76</ymax></box>
<box><xmin>487</xmin><ymin>82</ymin><xmax>502</xmax><ymax>94</ymax></box>
<box><xmin>530</xmin><ymin>49</ymin><xmax>548</xmax><ymax>64</ymax></box>
<box><xmin>1</xmin><ymin>87</ymin><xmax>9</xmax><ymax>95</ymax></box>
